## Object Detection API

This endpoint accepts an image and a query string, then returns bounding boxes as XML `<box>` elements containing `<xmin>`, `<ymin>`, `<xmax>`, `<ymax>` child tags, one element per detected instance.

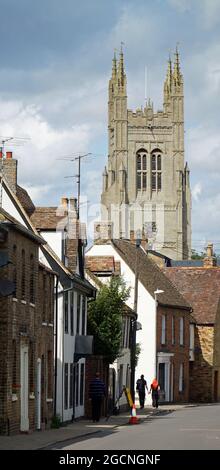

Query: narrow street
<box><xmin>52</xmin><ymin>404</ymin><xmax>220</xmax><ymax>450</ymax></box>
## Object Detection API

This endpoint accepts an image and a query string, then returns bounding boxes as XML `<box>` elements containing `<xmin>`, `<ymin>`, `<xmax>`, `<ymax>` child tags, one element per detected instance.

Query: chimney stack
<box><xmin>203</xmin><ymin>243</ymin><xmax>217</xmax><ymax>268</ymax></box>
<box><xmin>1</xmin><ymin>151</ymin><xmax>17</xmax><ymax>194</ymax></box>
<box><xmin>61</xmin><ymin>197</ymin><xmax>68</xmax><ymax>210</ymax></box>
<box><xmin>69</xmin><ymin>198</ymin><xmax>78</xmax><ymax>215</ymax></box>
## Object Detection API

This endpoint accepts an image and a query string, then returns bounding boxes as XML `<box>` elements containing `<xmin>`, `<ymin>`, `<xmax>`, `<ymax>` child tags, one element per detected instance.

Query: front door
<box><xmin>36</xmin><ymin>359</ymin><xmax>41</xmax><ymax>430</ymax></box>
<box><xmin>214</xmin><ymin>371</ymin><xmax>218</xmax><ymax>402</ymax></box>
<box><xmin>20</xmin><ymin>345</ymin><xmax>29</xmax><ymax>431</ymax></box>
<box><xmin>158</xmin><ymin>361</ymin><xmax>170</xmax><ymax>402</ymax></box>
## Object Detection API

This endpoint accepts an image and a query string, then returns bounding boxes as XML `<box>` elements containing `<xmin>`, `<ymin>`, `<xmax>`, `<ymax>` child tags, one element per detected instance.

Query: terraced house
<box><xmin>0</xmin><ymin>208</ymin><xmax>55</xmax><ymax>434</ymax></box>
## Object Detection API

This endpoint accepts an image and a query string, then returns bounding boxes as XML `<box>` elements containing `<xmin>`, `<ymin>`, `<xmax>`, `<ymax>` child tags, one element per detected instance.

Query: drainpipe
<box><xmin>53</xmin><ymin>275</ymin><xmax>59</xmax><ymax>417</ymax></box>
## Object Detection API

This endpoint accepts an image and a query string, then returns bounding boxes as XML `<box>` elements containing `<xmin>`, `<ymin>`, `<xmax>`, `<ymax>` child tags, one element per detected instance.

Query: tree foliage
<box><xmin>87</xmin><ymin>276</ymin><xmax>130</xmax><ymax>364</ymax></box>
<box><xmin>135</xmin><ymin>343</ymin><xmax>141</xmax><ymax>368</ymax></box>
<box><xmin>191</xmin><ymin>249</ymin><xmax>205</xmax><ymax>260</ymax></box>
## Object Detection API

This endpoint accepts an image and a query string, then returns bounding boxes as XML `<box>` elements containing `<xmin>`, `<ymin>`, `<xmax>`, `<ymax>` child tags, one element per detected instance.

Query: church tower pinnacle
<box><xmin>173</xmin><ymin>45</ymin><xmax>182</xmax><ymax>88</ymax></box>
<box><xmin>101</xmin><ymin>47</ymin><xmax>191</xmax><ymax>260</ymax></box>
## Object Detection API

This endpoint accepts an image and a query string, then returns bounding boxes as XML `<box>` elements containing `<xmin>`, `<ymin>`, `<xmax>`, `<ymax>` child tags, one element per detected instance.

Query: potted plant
<box><xmin>29</xmin><ymin>387</ymin><xmax>35</xmax><ymax>399</ymax></box>
<box><xmin>12</xmin><ymin>384</ymin><xmax>20</xmax><ymax>401</ymax></box>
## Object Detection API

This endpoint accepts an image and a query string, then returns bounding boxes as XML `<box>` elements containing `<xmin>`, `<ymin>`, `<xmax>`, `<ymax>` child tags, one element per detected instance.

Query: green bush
<box><xmin>51</xmin><ymin>414</ymin><xmax>61</xmax><ymax>429</ymax></box>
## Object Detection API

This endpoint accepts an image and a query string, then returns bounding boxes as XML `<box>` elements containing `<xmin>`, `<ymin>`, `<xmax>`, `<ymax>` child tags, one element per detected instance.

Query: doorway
<box><xmin>20</xmin><ymin>345</ymin><xmax>29</xmax><ymax>431</ymax></box>
<box><xmin>214</xmin><ymin>370</ymin><xmax>218</xmax><ymax>402</ymax></box>
<box><xmin>36</xmin><ymin>359</ymin><xmax>41</xmax><ymax>430</ymax></box>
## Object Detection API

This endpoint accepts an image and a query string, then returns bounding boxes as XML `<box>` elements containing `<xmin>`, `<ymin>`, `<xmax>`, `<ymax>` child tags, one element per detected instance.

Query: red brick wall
<box><xmin>0</xmin><ymin>229</ymin><xmax>54</xmax><ymax>435</ymax></box>
<box><xmin>157</xmin><ymin>306</ymin><xmax>190</xmax><ymax>402</ymax></box>
<box><xmin>85</xmin><ymin>356</ymin><xmax>109</xmax><ymax>419</ymax></box>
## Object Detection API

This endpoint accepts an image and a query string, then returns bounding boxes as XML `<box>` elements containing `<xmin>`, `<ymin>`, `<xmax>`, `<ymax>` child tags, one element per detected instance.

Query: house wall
<box><xmin>2</xmin><ymin>186</ymin><xmax>27</xmax><ymax>226</ymax></box>
<box><xmin>189</xmin><ymin>325</ymin><xmax>214</xmax><ymax>402</ymax></box>
<box><xmin>0</xmin><ymin>229</ymin><xmax>54</xmax><ymax>435</ymax></box>
<box><xmin>157</xmin><ymin>306</ymin><xmax>190</xmax><ymax>402</ymax></box>
<box><xmin>86</xmin><ymin>244</ymin><xmax>156</xmax><ymax>406</ymax></box>
<box><xmin>41</xmin><ymin>231</ymin><xmax>63</xmax><ymax>261</ymax></box>
<box><xmin>56</xmin><ymin>288</ymin><xmax>87</xmax><ymax>422</ymax></box>
<box><xmin>214</xmin><ymin>302</ymin><xmax>220</xmax><ymax>401</ymax></box>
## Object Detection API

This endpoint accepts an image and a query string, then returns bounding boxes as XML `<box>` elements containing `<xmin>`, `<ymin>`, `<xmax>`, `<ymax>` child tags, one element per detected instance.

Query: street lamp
<box><xmin>153</xmin><ymin>289</ymin><xmax>164</xmax><ymax>379</ymax></box>
<box><xmin>130</xmin><ymin>231</ymin><xmax>142</xmax><ymax>403</ymax></box>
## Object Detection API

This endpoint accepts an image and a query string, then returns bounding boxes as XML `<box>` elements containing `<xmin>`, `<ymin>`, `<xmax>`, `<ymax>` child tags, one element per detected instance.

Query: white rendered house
<box><xmin>86</xmin><ymin>239</ymin><xmax>191</xmax><ymax>404</ymax></box>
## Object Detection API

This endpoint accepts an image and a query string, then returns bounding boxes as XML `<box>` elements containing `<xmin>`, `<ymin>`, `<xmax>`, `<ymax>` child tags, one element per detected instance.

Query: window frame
<box><xmin>64</xmin><ymin>363</ymin><xmax>69</xmax><ymax>409</ymax></box>
<box><xmin>151</xmin><ymin>150</ymin><xmax>162</xmax><ymax>191</ymax></box>
<box><xmin>179</xmin><ymin>317</ymin><xmax>184</xmax><ymax>346</ymax></box>
<box><xmin>136</xmin><ymin>149</ymin><xmax>148</xmax><ymax>192</ymax></box>
<box><xmin>21</xmin><ymin>249</ymin><xmax>26</xmax><ymax>300</ymax></box>
<box><xmin>179</xmin><ymin>363</ymin><xmax>184</xmax><ymax>392</ymax></box>
<box><xmin>64</xmin><ymin>291</ymin><xmax>69</xmax><ymax>334</ymax></box>
<box><xmin>172</xmin><ymin>316</ymin><xmax>175</xmax><ymax>345</ymax></box>
<box><xmin>161</xmin><ymin>314</ymin><xmax>166</xmax><ymax>345</ymax></box>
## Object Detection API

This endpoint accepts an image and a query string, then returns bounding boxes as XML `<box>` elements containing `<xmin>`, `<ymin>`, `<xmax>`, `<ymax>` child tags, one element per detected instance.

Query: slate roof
<box><xmin>163</xmin><ymin>266</ymin><xmax>220</xmax><ymax>324</ymax></box>
<box><xmin>112</xmin><ymin>240</ymin><xmax>191</xmax><ymax>310</ymax></box>
<box><xmin>16</xmin><ymin>185</ymin><xmax>36</xmax><ymax>216</ymax></box>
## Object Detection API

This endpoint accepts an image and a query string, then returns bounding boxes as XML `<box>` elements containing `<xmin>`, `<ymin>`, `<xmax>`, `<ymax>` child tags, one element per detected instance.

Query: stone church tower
<box><xmin>100</xmin><ymin>48</ymin><xmax>191</xmax><ymax>260</ymax></box>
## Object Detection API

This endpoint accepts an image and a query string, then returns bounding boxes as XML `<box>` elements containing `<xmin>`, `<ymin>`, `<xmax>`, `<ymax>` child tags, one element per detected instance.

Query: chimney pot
<box><xmin>206</xmin><ymin>243</ymin><xmax>213</xmax><ymax>258</ymax></box>
<box><xmin>6</xmin><ymin>151</ymin><xmax>12</xmax><ymax>159</ymax></box>
<box><xmin>203</xmin><ymin>243</ymin><xmax>217</xmax><ymax>267</ymax></box>
<box><xmin>61</xmin><ymin>197</ymin><xmax>68</xmax><ymax>209</ymax></box>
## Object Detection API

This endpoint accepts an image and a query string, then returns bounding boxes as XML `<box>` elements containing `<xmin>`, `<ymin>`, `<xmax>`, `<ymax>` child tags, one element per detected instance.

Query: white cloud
<box><xmin>168</xmin><ymin>0</ymin><xmax>220</xmax><ymax>29</ymax></box>
<box><xmin>167</xmin><ymin>0</ymin><xmax>192</xmax><ymax>12</ymax></box>
<box><xmin>192</xmin><ymin>182</ymin><xmax>202</xmax><ymax>201</ymax></box>
<box><xmin>0</xmin><ymin>99</ymin><xmax>99</xmax><ymax>205</ymax></box>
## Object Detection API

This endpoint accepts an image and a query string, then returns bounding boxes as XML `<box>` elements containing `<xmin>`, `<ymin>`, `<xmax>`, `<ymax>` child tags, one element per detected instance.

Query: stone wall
<box><xmin>189</xmin><ymin>325</ymin><xmax>214</xmax><ymax>402</ymax></box>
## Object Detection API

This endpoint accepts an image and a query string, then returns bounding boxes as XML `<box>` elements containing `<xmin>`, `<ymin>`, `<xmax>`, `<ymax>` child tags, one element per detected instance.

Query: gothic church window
<box><xmin>151</xmin><ymin>150</ymin><xmax>162</xmax><ymax>191</ymax></box>
<box><xmin>136</xmin><ymin>150</ymin><xmax>147</xmax><ymax>191</ymax></box>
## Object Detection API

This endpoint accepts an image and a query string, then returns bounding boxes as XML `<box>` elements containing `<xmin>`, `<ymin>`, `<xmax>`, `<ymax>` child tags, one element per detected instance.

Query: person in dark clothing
<box><xmin>136</xmin><ymin>374</ymin><xmax>148</xmax><ymax>409</ymax></box>
<box><xmin>150</xmin><ymin>378</ymin><xmax>160</xmax><ymax>408</ymax></box>
<box><xmin>89</xmin><ymin>372</ymin><xmax>106</xmax><ymax>422</ymax></box>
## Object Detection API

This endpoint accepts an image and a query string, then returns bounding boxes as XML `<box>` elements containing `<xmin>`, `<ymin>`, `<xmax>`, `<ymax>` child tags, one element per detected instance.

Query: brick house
<box><xmin>0</xmin><ymin>152</ymin><xmax>96</xmax><ymax>425</ymax></box>
<box><xmin>0</xmin><ymin>208</ymin><xmax>55</xmax><ymax>435</ymax></box>
<box><xmin>163</xmin><ymin>244</ymin><xmax>220</xmax><ymax>402</ymax></box>
<box><xmin>86</xmin><ymin>238</ymin><xmax>192</xmax><ymax>403</ymax></box>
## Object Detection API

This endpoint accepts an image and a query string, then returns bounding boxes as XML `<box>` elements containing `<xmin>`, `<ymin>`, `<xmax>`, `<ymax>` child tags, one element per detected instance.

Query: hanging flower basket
<box><xmin>12</xmin><ymin>384</ymin><xmax>20</xmax><ymax>393</ymax></box>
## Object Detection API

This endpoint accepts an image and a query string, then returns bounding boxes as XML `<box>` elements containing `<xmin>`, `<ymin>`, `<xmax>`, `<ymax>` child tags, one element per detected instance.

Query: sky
<box><xmin>0</xmin><ymin>0</ymin><xmax>220</xmax><ymax>252</ymax></box>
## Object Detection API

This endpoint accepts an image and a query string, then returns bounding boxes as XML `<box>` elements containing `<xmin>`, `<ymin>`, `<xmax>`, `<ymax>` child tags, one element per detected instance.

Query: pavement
<box><xmin>0</xmin><ymin>403</ymin><xmax>195</xmax><ymax>450</ymax></box>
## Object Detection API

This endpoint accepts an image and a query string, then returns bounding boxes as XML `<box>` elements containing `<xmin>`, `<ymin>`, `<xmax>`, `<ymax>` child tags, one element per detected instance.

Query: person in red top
<box><xmin>149</xmin><ymin>378</ymin><xmax>160</xmax><ymax>408</ymax></box>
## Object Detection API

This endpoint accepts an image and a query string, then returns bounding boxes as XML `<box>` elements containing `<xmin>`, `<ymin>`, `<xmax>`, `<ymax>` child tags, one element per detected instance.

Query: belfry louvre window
<box><xmin>151</xmin><ymin>151</ymin><xmax>162</xmax><ymax>191</ymax></box>
<box><xmin>136</xmin><ymin>150</ymin><xmax>147</xmax><ymax>191</ymax></box>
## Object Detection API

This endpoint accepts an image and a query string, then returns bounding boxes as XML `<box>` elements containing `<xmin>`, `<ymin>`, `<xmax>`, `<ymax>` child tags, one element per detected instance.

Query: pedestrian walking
<box><xmin>89</xmin><ymin>372</ymin><xmax>106</xmax><ymax>422</ymax></box>
<box><xmin>136</xmin><ymin>374</ymin><xmax>148</xmax><ymax>409</ymax></box>
<box><xmin>149</xmin><ymin>378</ymin><xmax>160</xmax><ymax>408</ymax></box>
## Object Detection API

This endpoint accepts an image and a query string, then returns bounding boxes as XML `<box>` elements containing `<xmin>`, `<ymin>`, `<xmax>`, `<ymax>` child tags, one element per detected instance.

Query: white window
<box><xmin>161</xmin><ymin>315</ymin><xmax>166</xmax><ymax>345</ymax></box>
<box><xmin>180</xmin><ymin>317</ymin><xmax>184</xmax><ymax>345</ymax></box>
<box><xmin>179</xmin><ymin>363</ymin><xmax>184</xmax><ymax>392</ymax></box>
<box><xmin>172</xmin><ymin>316</ymin><xmax>175</xmax><ymax>345</ymax></box>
